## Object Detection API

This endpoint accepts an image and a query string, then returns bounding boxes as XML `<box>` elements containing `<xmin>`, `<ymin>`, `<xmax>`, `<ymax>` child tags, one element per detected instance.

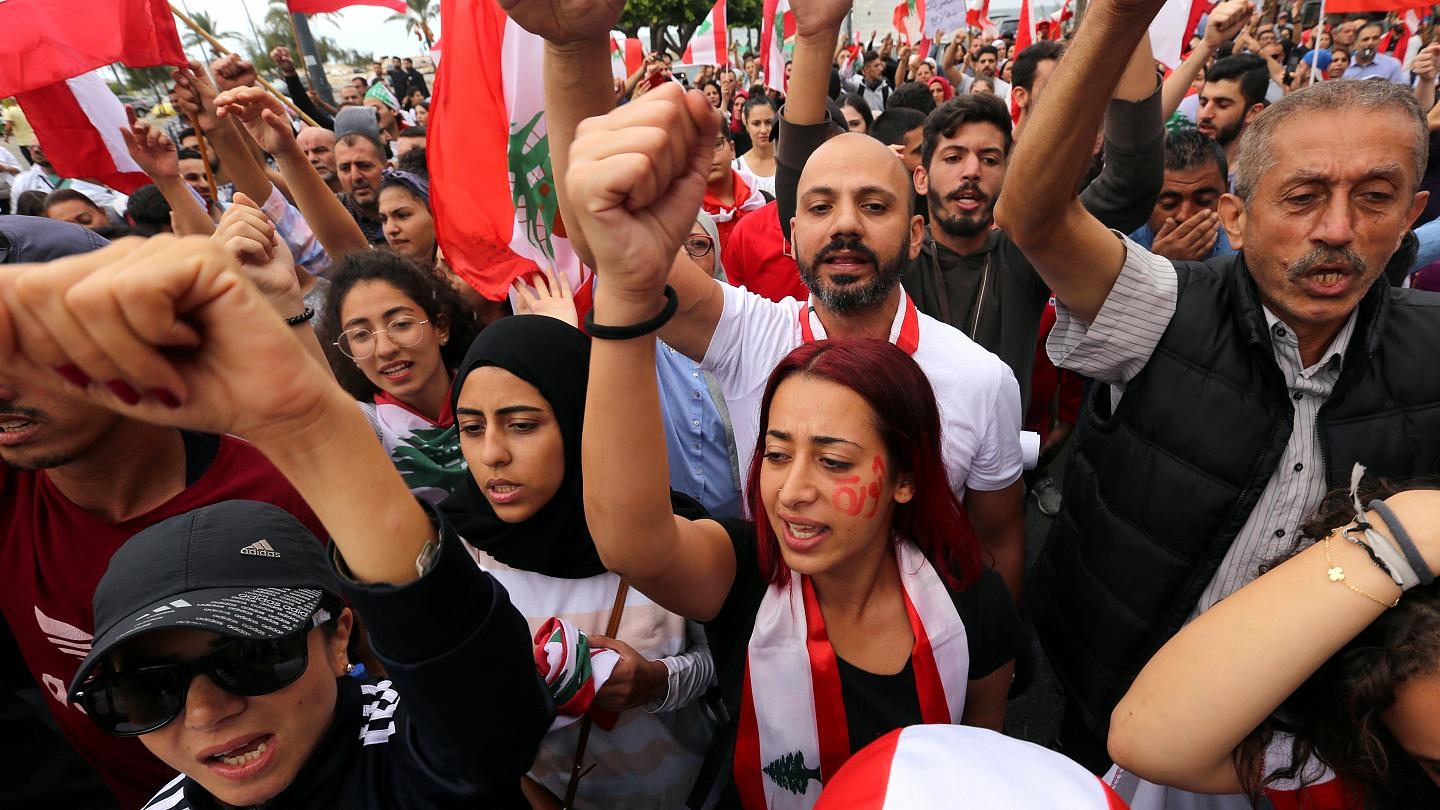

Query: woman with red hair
<box><xmin>584</xmin><ymin>330</ymin><xmax>1020</xmax><ymax>808</ymax></box>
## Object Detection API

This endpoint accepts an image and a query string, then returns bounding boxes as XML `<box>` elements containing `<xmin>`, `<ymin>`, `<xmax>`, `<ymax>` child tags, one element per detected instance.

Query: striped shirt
<box><xmin>1048</xmin><ymin>234</ymin><xmax>1357</xmax><ymax>613</ymax></box>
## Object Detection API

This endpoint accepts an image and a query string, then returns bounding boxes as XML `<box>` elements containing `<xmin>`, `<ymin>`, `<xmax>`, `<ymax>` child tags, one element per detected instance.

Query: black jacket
<box><xmin>141</xmin><ymin>513</ymin><xmax>553</xmax><ymax>809</ymax></box>
<box><xmin>1031</xmin><ymin>240</ymin><xmax>1440</xmax><ymax>739</ymax></box>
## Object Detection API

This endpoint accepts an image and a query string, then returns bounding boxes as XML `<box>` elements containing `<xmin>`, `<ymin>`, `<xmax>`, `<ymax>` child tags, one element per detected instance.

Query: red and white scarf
<box><xmin>704</xmin><ymin>169</ymin><xmax>768</xmax><ymax>225</ymax></box>
<box><xmin>733</xmin><ymin>541</ymin><xmax>968</xmax><ymax>809</ymax></box>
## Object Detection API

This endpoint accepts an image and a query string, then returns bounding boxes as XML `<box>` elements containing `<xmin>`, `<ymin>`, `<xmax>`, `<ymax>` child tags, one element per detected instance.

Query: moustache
<box><xmin>1287</xmin><ymin>247</ymin><xmax>1368</xmax><ymax>280</ymax></box>
<box><xmin>814</xmin><ymin>237</ymin><xmax>879</xmax><ymax>267</ymax></box>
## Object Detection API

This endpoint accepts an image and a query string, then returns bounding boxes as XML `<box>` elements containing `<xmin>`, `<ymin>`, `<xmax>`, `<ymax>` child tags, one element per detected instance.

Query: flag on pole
<box><xmin>1014</xmin><ymin>0</ymin><xmax>1035</xmax><ymax>55</ymax></box>
<box><xmin>965</xmin><ymin>0</ymin><xmax>991</xmax><ymax>29</ymax></box>
<box><xmin>1149</xmin><ymin>0</ymin><xmax>1210</xmax><ymax>70</ymax></box>
<box><xmin>681</xmin><ymin>0</ymin><xmax>729</xmax><ymax>66</ymax></box>
<box><xmin>431</xmin><ymin>0</ymin><xmax>587</xmax><ymax>304</ymax></box>
<box><xmin>0</xmin><ymin>0</ymin><xmax>185</xmax><ymax>98</ymax></box>
<box><xmin>16</xmin><ymin>72</ymin><xmax>152</xmax><ymax>193</ymax></box>
<box><xmin>1326</xmin><ymin>0</ymin><xmax>1429</xmax><ymax>10</ymax></box>
<box><xmin>760</xmin><ymin>0</ymin><xmax>795</xmax><ymax>92</ymax></box>
<box><xmin>287</xmin><ymin>0</ymin><xmax>408</xmax><ymax>13</ymax></box>
<box><xmin>891</xmin><ymin>0</ymin><xmax>925</xmax><ymax>44</ymax></box>
<box><xmin>610</xmin><ymin>32</ymin><xmax>629</xmax><ymax>79</ymax></box>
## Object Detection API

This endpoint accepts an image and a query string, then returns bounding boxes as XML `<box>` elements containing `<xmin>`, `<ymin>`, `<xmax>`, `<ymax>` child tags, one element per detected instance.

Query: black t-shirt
<box><xmin>700</xmin><ymin>519</ymin><xmax>1021</xmax><ymax>805</ymax></box>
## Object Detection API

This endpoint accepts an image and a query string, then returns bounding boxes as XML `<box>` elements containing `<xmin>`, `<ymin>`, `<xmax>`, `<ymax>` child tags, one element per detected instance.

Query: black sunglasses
<box><xmin>75</xmin><ymin>625</ymin><xmax>314</xmax><ymax>737</ymax></box>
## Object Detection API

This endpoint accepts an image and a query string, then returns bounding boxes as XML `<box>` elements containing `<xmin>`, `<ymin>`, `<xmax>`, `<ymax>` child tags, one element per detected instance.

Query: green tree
<box><xmin>182</xmin><ymin>10</ymin><xmax>244</xmax><ymax>56</ymax></box>
<box><xmin>762</xmin><ymin>751</ymin><xmax>821</xmax><ymax>796</ymax></box>
<box><xmin>617</xmin><ymin>0</ymin><xmax>762</xmax><ymax>57</ymax></box>
<box><xmin>388</xmin><ymin>0</ymin><xmax>439</xmax><ymax>49</ymax></box>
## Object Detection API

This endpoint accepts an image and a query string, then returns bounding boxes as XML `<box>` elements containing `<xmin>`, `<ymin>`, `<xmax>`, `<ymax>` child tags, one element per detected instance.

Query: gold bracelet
<box><xmin>1323</xmin><ymin>534</ymin><xmax>1400</xmax><ymax>609</ymax></box>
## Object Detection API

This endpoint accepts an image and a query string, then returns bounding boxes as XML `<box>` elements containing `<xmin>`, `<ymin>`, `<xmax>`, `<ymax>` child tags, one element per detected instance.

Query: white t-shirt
<box><xmin>701</xmin><ymin>282</ymin><xmax>1024</xmax><ymax>499</ymax></box>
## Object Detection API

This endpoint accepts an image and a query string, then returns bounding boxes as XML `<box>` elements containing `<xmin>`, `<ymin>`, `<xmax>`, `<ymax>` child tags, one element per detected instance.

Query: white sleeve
<box><xmin>962</xmin><ymin>361</ymin><xmax>1024</xmax><ymax>493</ymax></box>
<box><xmin>700</xmin><ymin>281</ymin><xmax>798</xmax><ymax>400</ymax></box>
<box><xmin>643</xmin><ymin>620</ymin><xmax>716</xmax><ymax>714</ymax></box>
<box><xmin>1046</xmin><ymin>232</ymin><xmax>1179</xmax><ymax>387</ymax></box>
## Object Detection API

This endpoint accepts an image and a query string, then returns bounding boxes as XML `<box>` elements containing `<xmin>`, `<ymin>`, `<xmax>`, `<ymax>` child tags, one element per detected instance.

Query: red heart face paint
<box><xmin>833</xmin><ymin>455</ymin><xmax>887</xmax><ymax>517</ymax></box>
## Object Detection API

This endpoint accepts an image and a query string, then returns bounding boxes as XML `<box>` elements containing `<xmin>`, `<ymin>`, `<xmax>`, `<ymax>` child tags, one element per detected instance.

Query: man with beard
<box><xmin>297</xmin><ymin>126</ymin><xmax>342</xmax><ymax>193</ymax></box>
<box><xmin>340</xmin><ymin>83</ymin><xmax>364</xmax><ymax>107</ymax></box>
<box><xmin>1343</xmin><ymin>22</ymin><xmax>1409</xmax><ymax>84</ymax></box>
<box><xmin>0</xmin><ymin>215</ymin><xmax>324</xmax><ymax>809</ymax></box>
<box><xmin>335</xmin><ymin>131</ymin><xmax>389</xmax><ymax>244</ymax></box>
<box><xmin>998</xmin><ymin>0</ymin><xmax>1440</xmax><ymax>786</ymax></box>
<box><xmin>526</xmin><ymin>0</ymin><xmax>1027</xmax><ymax>601</ymax></box>
<box><xmin>1196</xmin><ymin>54</ymin><xmax>1270</xmax><ymax>166</ymax></box>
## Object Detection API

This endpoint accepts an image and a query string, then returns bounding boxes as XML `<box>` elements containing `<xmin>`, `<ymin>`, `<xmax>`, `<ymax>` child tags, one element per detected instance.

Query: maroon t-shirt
<box><xmin>0</xmin><ymin>435</ymin><xmax>323</xmax><ymax>810</ymax></box>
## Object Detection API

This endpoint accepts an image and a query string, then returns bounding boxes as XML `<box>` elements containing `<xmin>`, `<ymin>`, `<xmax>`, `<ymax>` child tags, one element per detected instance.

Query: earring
<box><xmin>344</xmin><ymin>662</ymin><xmax>355</xmax><ymax>674</ymax></box>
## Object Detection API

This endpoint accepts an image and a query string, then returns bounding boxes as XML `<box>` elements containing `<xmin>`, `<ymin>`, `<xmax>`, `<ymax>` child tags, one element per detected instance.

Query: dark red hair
<box><xmin>746</xmin><ymin>339</ymin><xmax>982</xmax><ymax>591</ymax></box>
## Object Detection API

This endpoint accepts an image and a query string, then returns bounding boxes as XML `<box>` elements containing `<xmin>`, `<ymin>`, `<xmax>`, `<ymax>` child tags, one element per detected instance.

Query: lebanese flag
<box><xmin>1327</xmin><ymin>0</ymin><xmax>1430</xmax><ymax>10</ymax></box>
<box><xmin>760</xmin><ymin>0</ymin><xmax>795</xmax><ymax>92</ymax></box>
<box><xmin>965</xmin><ymin>0</ymin><xmax>991</xmax><ymax>29</ymax></box>
<box><xmin>891</xmin><ymin>0</ymin><xmax>924</xmax><ymax>44</ymax></box>
<box><xmin>1014</xmin><ymin>0</ymin><xmax>1036</xmax><ymax>54</ymax></box>
<box><xmin>287</xmin><ymin>0</ymin><xmax>408</xmax><ymax>13</ymax></box>
<box><xmin>0</xmin><ymin>0</ymin><xmax>185</xmax><ymax>98</ymax></box>
<box><xmin>817</xmin><ymin>726</ymin><xmax>1130</xmax><ymax>809</ymax></box>
<box><xmin>681</xmin><ymin>0</ymin><xmax>728</xmax><ymax>66</ymax></box>
<box><xmin>16</xmin><ymin>72</ymin><xmax>151</xmax><ymax>193</ymax></box>
<box><xmin>1049</xmin><ymin>0</ymin><xmax>1074</xmax><ymax>31</ymax></box>
<box><xmin>1149</xmin><ymin>0</ymin><xmax>1210</xmax><ymax>70</ymax></box>
<box><xmin>431</xmin><ymin>0</ymin><xmax>588</xmax><ymax>303</ymax></box>
<box><xmin>1378</xmin><ymin>9</ymin><xmax>1423</xmax><ymax>68</ymax></box>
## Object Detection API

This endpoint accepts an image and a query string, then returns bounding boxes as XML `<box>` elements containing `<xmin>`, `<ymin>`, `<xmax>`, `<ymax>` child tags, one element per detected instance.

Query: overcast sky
<box><xmin>175</xmin><ymin>0</ymin><xmax>434</xmax><ymax>63</ymax></box>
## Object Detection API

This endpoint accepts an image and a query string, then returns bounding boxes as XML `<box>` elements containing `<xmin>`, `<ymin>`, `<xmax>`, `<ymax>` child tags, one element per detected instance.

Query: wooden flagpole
<box><xmin>169</xmin><ymin>3</ymin><xmax>322</xmax><ymax>128</ymax></box>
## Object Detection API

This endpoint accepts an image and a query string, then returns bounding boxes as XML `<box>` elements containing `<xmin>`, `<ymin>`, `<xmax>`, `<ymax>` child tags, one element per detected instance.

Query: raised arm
<box><xmin>214</xmin><ymin>86</ymin><xmax>369</xmax><ymax>262</ymax></box>
<box><xmin>1075</xmin><ymin>32</ymin><xmax>1165</xmax><ymax>235</ymax></box>
<box><xmin>170</xmin><ymin>63</ymin><xmax>278</xmax><ymax>211</ymax></box>
<box><xmin>120</xmin><ymin>119</ymin><xmax>214</xmax><ymax>236</ymax></box>
<box><xmin>994</xmin><ymin>0</ymin><xmax>1163</xmax><ymax>324</ymax></box>
<box><xmin>570</xmin><ymin>85</ymin><xmax>738</xmax><ymax>621</ymax></box>
<box><xmin>1110</xmin><ymin>490</ymin><xmax>1440</xmax><ymax>793</ymax></box>
<box><xmin>272</xmin><ymin>47</ymin><xmax>335</xmax><ymax>130</ymax></box>
<box><xmin>776</xmin><ymin>0</ymin><xmax>852</xmax><ymax>242</ymax></box>
<box><xmin>1162</xmin><ymin>0</ymin><xmax>1253</xmax><ymax>120</ymax></box>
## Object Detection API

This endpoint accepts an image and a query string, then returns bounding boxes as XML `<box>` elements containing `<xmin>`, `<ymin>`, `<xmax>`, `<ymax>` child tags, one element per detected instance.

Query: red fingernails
<box><xmin>104</xmin><ymin>380</ymin><xmax>142</xmax><ymax>406</ymax></box>
<box><xmin>149</xmin><ymin>388</ymin><xmax>183</xmax><ymax>409</ymax></box>
<box><xmin>54</xmin><ymin>364</ymin><xmax>91</xmax><ymax>389</ymax></box>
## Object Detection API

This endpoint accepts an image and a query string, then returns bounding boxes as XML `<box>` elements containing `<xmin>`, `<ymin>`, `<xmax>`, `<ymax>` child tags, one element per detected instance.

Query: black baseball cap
<box><xmin>0</xmin><ymin>215</ymin><xmax>108</xmax><ymax>264</ymax></box>
<box><xmin>67</xmin><ymin>500</ymin><xmax>341</xmax><ymax>699</ymax></box>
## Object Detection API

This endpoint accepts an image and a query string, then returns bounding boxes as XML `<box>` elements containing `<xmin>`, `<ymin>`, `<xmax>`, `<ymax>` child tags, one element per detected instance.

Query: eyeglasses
<box><xmin>683</xmin><ymin>235</ymin><xmax>715</xmax><ymax>259</ymax></box>
<box><xmin>335</xmin><ymin>317</ymin><xmax>429</xmax><ymax>360</ymax></box>
<box><xmin>75</xmin><ymin>626</ymin><xmax>314</xmax><ymax>737</ymax></box>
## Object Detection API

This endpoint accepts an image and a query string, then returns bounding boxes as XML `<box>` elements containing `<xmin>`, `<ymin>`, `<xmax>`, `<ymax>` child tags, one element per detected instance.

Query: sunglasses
<box><xmin>75</xmin><ymin>622</ymin><xmax>319</xmax><ymax>737</ymax></box>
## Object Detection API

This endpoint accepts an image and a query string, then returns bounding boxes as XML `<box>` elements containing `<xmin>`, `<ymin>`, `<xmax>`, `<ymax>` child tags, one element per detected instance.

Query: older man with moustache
<box><xmin>998</xmin><ymin>0</ymin><xmax>1440</xmax><ymax>792</ymax></box>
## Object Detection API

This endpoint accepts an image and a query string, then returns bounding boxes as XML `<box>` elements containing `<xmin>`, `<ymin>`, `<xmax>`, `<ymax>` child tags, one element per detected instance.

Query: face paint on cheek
<box><xmin>863</xmin><ymin>456</ymin><xmax>886</xmax><ymax>518</ymax></box>
<box><xmin>833</xmin><ymin>475</ymin><xmax>865</xmax><ymax>516</ymax></box>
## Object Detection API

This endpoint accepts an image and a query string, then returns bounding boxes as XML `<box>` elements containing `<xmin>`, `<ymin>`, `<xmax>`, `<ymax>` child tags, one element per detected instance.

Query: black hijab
<box><xmin>440</xmin><ymin>315</ymin><xmax>706</xmax><ymax>578</ymax></box>
<box><xmin>440</xmin><ymin>315</ymin><xmax>604</xmax><ymax>578</ymax></box>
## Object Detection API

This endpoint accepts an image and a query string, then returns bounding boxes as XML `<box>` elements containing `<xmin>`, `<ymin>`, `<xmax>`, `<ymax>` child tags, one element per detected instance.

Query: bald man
<box><xmin>296</xmin><ymin>127</ymin><xmax>341</xmax><ymax>193</ymax></box>
<box><xmin>559</xmin><ymin>85</ymin><xmax>1025</xmax><ymax>595</ymax></box>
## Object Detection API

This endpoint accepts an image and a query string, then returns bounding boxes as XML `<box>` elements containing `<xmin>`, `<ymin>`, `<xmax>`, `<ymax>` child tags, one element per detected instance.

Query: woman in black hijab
<box><xmin>441</xmin><ymin>315</ymin><xmax>714</xmax><ymax>809</ymax></box>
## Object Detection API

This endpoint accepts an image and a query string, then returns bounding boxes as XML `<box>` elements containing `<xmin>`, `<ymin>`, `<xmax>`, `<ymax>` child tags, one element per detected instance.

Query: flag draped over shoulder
<box><xmin>431</xmin><ymin>0</ymin><xmax>588</xmax><ymax>303</ymax></box>
<box><xmin>0</xmin><ymin>0</ymin><xmax>186</xmax><ymax>98</ymax></box>
<box><xmin>16</xmin><ymin>72</ymin><xmax>152</xmax><ymax>193</ymax></box>
<box><xmin>288</xmin><ymin>0</ymin><xmax>408</xmax><ymax>13</ymax></box>
<box><xmin>681</xmin><ymin>0</ymin><xmax>729</xmax><ymax>66</ymax></box>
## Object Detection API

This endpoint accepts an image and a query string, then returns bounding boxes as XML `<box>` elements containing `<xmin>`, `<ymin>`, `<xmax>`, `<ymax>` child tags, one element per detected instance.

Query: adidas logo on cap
<box><xmin>240</xmin><ymin>539</ymin><xmax>282</xmax><ymax>558</ymax></box>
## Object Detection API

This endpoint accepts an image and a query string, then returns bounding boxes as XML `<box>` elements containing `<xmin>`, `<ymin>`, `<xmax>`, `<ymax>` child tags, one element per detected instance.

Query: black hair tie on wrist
<box><xmin>584</xmin><ymin>285</ymin><xmax>679</xmax><ymax>340</ymax></box>
<box><xmin>285</xmin><ymin>306</ymin><xmax>316</xmax><ymax>326</ymax></box>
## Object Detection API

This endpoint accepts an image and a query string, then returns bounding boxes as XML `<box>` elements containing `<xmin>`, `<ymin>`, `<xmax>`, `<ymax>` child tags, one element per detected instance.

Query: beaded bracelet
<box><xmin>1323</xmin><ymin>534</ymin><xmax>1400</xmax><ymax>609</ymax></box>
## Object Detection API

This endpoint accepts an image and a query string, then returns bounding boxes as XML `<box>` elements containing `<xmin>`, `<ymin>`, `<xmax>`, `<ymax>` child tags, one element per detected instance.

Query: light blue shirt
<box><xmin>1342</xmin><ymin>54</ymin><xmax>1409</xmax><ymax>85</ymax></box>
<box><xmin>1129</xmin><ymin>220</ymin><xmax>1236</xmax><ymax>260</ymax></box>
<box><xmin>655</xmin><ymin>342</ymin><xmax>742</xmax><ymax>519</ymax></box>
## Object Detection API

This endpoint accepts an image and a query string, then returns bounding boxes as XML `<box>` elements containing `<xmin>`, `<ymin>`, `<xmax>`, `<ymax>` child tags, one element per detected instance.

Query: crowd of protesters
<box><xmin>4</xmin><ymin>0</ymin><xmax>1440</xmax><ymax>808</ymax></box>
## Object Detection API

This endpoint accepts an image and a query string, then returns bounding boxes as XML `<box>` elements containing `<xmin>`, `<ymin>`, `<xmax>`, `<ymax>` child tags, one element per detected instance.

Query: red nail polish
<box><xmin>54</xmin><ymin>364</ymin><xmax>91</xmax><ymax>388</ymax></box>
<box><xmin>149</xmin><ymin>388</ymin><xmax>183</xmax><ymax>409</ymax></box>
<box><xmin>104</xmin><ymin>380</ymin><xmax>142</xmax><ymax>406</ymax></box>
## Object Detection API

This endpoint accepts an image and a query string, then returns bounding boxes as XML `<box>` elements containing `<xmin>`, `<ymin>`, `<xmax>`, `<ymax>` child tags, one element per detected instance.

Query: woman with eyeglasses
<box><xmin>319</xmin><ymin>251</ymin><xmax>480</xmax><ymax>503</ymax></box>
<box><xmin>441</xmin><ymin>313</ymin><xmax>719</xmax><ymax>809</ymax></box>
<box><xmin>0</xmin><ymin>235</ymin><xmax>552</xmax><ymax>809</ymax></box>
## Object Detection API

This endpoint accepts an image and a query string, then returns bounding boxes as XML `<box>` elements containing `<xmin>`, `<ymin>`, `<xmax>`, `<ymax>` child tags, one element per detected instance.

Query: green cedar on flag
<box><xmin>680</xmin><ymin>0</ymin><xmax>728</xmax><ymax>66</ymax></box>
<box><xmin>764</xmin><ymin>750</ymin><xmax>823</xmax><ymax>796</ymax></box>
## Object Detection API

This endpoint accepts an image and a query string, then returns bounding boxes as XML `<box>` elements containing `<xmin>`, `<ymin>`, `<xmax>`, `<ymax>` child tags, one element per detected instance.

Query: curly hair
<box><xmin>317</xmin><ymin>250</ymin><xmax>480</xmax><ymax>402</ymax></box>
<box><xmin>1236</xmin><ymin>476</ymin><xmax>1440</xmax><ymax>809</ymax></box>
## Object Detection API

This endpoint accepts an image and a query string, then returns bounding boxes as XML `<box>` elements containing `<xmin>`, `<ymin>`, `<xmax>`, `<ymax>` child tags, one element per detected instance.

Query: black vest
<box><xmin>1032</xmin><ymin>244</ymin><xmax>1440</xmax><ymax>738</ymax></box>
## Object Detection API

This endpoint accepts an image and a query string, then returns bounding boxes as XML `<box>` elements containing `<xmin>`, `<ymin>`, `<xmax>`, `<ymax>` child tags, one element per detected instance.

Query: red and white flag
<box><xmin>1377</xmin><ymin>9</ymin><xmax>1423</xmax><ymax>68</ymax></box>
<box><xmin>760</xmin><ymin>0</ymin><xmax>795</xmax><ymax>92</ymax></box>
<box><xmin>891</xmin><ymin>0</ymin><xmax>926</xmax><ymax>44</ymax></box>
<box><xmin>681</xmin><ymin>0</ymin><xmax>728</xmax><ymax>66</ymax></box>
<box><xmin>16</xmin><ymin>72</ymin><xmax>151</xmax><ymax>193</ymax></box>
<box><xmin>965</xmin><ymin>0</ymin><xmax>990</xmax><ymax>28</ymax></box>
<box><xmin>287</xmin><ymin>0</ymin><xmax>407</xmax><ymax>13</ymax></box>
<box><xmin>431</xmin><ymin>0</ymin><xmax>588</xmax><ymax>304</ymax></box>
<box><xmin>1149</xmin><ymin>0</ymin><xmax>1210</xmax><ymax>70</ymax></box>
<box><xmin>816</xmin><ymin>726</ymin><xmax>1130</xmax><ymax>809</ymax></box>
<box><xmin>1014</xmin><ymin>0</ymin><xmax>1036</xmax><ymax>55</ymax></box>
<box><xmin>0</xmin><ymin>0</ymin><xmax>185</xmax><ymax>98</ymax></box>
